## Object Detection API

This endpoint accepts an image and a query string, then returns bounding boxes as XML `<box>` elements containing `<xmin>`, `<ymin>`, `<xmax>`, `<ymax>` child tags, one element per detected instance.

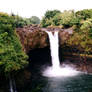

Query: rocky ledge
<box><xmin>16</xmin><ymin>25</ymin><xmax>73</xmax><ymax>53</ymax></box>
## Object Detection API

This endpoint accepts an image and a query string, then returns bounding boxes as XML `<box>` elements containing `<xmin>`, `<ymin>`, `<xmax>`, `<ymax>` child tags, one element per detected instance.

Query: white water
<box><xmin>43</xmin><ymin>31</ymin><xmax>80</xmax><ymax>77</ymax></box>
<box><xmin>9</xmin><ymin>76</ymin><xmax>17</xmax><ymax>92</ymax></box>
<box><xmin>47</xmin><ymin>31</ymin><xmax>60</xmax><ymax>69</ymax></box>
<box><xmin>10</xmin><ymin>78</ymin><xmax>14</xmax><ymax>92</ymax></box>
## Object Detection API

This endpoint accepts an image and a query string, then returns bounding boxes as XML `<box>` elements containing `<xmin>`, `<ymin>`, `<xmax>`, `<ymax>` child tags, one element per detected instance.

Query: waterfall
<box><xmin>9</xmin><ymin>78</ymin><xmax>14</xmax><ymax>92</ymax></box>
<box><xmin>47</xmin><ymin>31</ymin><xmax>60</xmax><ymax>69</ymax></box>
<box><xmin>9</xmin><ymin>75</ymin><xmax>17</xmax><ymax>92</ymax></box>
<box><xmin>43</xmin><ymin>31</ymin><xmax>80</xmax><ymax>77</ymax></box>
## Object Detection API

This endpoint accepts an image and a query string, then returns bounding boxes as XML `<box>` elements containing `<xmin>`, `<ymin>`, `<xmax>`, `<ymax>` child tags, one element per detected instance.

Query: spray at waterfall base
<box><xmin>42</xmin><ymin>31</ymin><xmax>80</xmax><ymax>77</ymax></box>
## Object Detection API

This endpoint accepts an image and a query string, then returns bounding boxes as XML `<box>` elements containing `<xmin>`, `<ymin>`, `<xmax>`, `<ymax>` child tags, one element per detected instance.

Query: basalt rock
<box><xmin>16</xmin><ymin>25</ymin><xmax>73</xmax><ymax>53</ymax></box>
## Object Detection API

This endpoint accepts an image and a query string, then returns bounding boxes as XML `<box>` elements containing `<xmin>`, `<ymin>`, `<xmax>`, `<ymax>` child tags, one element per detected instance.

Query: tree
<box><xmin>0</xmin><ymin>12</ymin><xmax>28</xmax><ymax>92</ymax></box>
<box><xmin>44</xmin><ymin>10</ymin><xmax>61</xmax><ymax>19</ymax></box>
<box><xmin>0</xmin><ymin>30</ymin><xmax>28</xmax><ymax>74</ymax></box>
<box><xmin>52</xmin><ymin>14</ymin><xmax>62</xmax><ymax>26</ymax></box>
<box><xmin>41</xmin><ymin>10</ymin><xmax>80</xmax><ymax>27</ymax></box>
<box><xmin>76</xmin><ymin>9</ymin><xmax>92</xmax><ymax>20</ymax></box>
<box><xmin>41</xmin><ymin>17</ymin><xmax>53</xmax><ymax>27</ymax></box>
<box><xmin>29</xmin><ymin>16</ymin><xmax>40</xmax><ymax>24</ymax></box>
<box><xmin>41</xmin><ymin>10</ymin><xmax>61</xmax><ymax>27</ymax></box>
<box><xmin>66</xmin><ymin>22</ymin><xmax>92</xmax><ymax>55</ymax></box>
<box><xmin>80</xmin><ymin>19</ymin><xmax>92</xmax><ymax>30</ymax></box>
<box><xmin>60</xmin><ymin>10</ymin><xmax>79</xmax><ymax>27</ymax></box>
<box><xmin>13</xmin><ymin>15</ymin><xmax>27</xmax><ymax>28</ymax></box>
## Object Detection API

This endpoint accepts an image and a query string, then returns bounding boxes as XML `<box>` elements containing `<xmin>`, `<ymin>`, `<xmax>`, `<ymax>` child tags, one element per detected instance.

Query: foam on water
<box><xmin>43</xmin><ymin>31</ymin><xmax>80</xmax><ymax>77</ymax></box>
<box><xmin>43</xmin><ymin>65</ymin><xmax>80</xmax><ymax>77</ymax></box>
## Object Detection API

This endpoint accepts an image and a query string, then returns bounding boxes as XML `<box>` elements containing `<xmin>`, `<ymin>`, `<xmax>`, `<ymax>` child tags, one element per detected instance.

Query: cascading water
<box><xmin>43</xmin><ymin>31</ymin><xmax>80</xmax><ymax>77</ymax></box>
<box><xmin>47</xmin><ymin>31</ymin><xmax>60</xmax><ymax>69</ymax></box>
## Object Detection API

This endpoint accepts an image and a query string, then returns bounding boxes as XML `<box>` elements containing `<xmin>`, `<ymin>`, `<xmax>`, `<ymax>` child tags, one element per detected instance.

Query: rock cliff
<box><xmin>16</xmin><ymin>25</ymin><xmax>73</xmax><ymax>53</ymax></box>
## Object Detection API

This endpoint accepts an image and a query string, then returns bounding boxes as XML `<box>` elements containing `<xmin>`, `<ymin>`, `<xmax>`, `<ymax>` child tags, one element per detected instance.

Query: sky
<box><xmin>0</xmin><ymin>0</ymin><xmax>92</xmax><ymax>19</ymax></box>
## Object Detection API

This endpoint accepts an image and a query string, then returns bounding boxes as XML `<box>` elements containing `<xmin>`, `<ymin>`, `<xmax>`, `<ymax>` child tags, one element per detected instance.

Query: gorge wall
<box><xmin>16</xmin><ymin>25</ymin><xmax>92</xmax><ymax>73</ymax></box>
<box><xmin>16</xmin><ymin>25</ymin><xmax>73</xmax><ymax>53</ymax></box>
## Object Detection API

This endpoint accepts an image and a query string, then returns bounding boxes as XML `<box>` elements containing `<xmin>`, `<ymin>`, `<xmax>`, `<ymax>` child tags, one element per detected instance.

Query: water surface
<box><xmin>23</xmin><ymin>65</ymin><xmax>92</xmax><ymax>92</ymax></box>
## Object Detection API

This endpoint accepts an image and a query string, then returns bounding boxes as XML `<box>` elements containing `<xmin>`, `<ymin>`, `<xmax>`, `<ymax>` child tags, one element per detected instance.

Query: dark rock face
<box><xmin>16</xmin><ymin>25</ymin><xmax>48</xmax><ymax>53</ymax></box>
<box><xmin>16</xmin><ymin>25</ymin><xmax>73</xmax><ymax>53</ymax></box>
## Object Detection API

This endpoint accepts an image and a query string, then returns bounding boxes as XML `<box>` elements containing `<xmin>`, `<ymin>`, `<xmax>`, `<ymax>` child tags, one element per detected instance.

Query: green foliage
<box><xmin>80</xmin><ymin>19</ymin><xmax>92</xmax><ymax>30</ymax></box>
<box><xmin>67</xmin><ymin>26</ymin><xmax>92</xmax><ymax>54</ymax></box>
<box><xmin>0</xmin><ymin>12</ymin><xmax>15</xmax><ymax>29</ymax></box>
<box><xmin>11</xmin><ymin>14</ymin><xmax>40</xmax><ymax>28</ymax></box>
<box><xmin>59</xmin><ymin>10</ymin><xmax>80</xmax><ymax>27</ymax></box>
<box><xmin>76</xmin><ymin>9</ymin><xmax>92</xmax><ymax>20</ymax></box>
<box><xmin>41</xmin><ymin>10</ymin><xmax>79</xmax><ymax>27</ymax></box>
<box><xmin>41</xmin><ymin>17</ymin><xmax>53</xmax><ymax>27</ymax></box>
<box><xmin>41</xmin><ymin>9</ymin><xmax>92</xmax><ymax>28</ymax></box>
<box><xmin>12</xmin><ymin>15</ymin><xmax>32</xmax><ymax>28</ymax></box>
<box><xmin>29</xmin><ymin>16</ymin><xmax>40</xmax><ymax>24</ymax></box>
<box><xmin>88</xmin><ymin>28</ymin><xmax>92</xmax><ymax>39</ymax></box>
<box><xmin>52</xmin><ymin>14</ymin><xmax>62</xmax><ymax>26</ymax></box>
<box><xmin>44</xmin><ymin>10</ymin><xmax>61</xmax><ymax>19</ymax></box>
<box><xmin>41</xmin><ymin>10</ymin><xmax>61</xmax><ymax>27</ymax></box>
<box><xmin>41</xmin><ymin>9</ymin><xmax>92</xmax><ymax>54</ymax></box>
<box><xmin>0</xmin><ymin>12</ymin><xmax>28</xmax><ymax>75</ymax></box>
<box><xmin>13</xmin><ymin>15</ymin><xmax>26</xmax><ymax>28</ymax></box>
<box><xmin>60</xmin><ymin>11</ymin><xmax>73</xmax><ymax>26</ymax></box>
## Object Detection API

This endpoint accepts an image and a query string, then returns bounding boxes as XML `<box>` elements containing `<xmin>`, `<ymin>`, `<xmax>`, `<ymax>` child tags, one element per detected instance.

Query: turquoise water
<box><xmin>23</xmin><ymin>66</ymin><xmax>92</xmax><ymax>92</ymax></box>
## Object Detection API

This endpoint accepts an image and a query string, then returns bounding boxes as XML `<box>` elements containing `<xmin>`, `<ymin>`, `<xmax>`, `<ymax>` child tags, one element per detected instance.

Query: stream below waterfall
<box><xmin>19</xmin><ymin>31</ymin><xmax>92</xmax><ymax>92</ymax></box>
<box><xmin>20</xmin><ymin>63</ymin><xmax>92</xmax><ymax>92</ymax></box>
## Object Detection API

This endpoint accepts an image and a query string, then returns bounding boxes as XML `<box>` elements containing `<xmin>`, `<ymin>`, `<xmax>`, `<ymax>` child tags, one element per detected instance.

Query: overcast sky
<box><xmin>0</xmin><ymin>0</ymin><xmax>92</xmax><ymax>19</ymax></box>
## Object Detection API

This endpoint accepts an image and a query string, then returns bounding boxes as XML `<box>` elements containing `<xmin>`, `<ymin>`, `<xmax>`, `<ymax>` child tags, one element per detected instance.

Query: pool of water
<box><xmin>22</xmin><ymin>65</ymin><xmax>92</xmax><ymax>92</ymax></box>
<box><xmin>25</xmin><ymin>48</ymin><xmax>92</xmax><ymax>92</ymax></box>
<box><xmin>42</xmin><ymin>74</ymin><xmax>92</xmax><ymax>92</ymax></box>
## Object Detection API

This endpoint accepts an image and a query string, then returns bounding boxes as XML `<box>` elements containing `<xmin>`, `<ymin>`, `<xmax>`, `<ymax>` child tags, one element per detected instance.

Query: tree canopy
<box><xmin>0</xmin><ymin>12</ymin><xmax>28</xmax><ymax>75</ymax></box>
<box><xmin>11</xmin><ymin>14</ymin><xmax>40</xmax><ymax>28</ymax></box>
<box><xmin>41</xmin><ymin>9</ymin><xmax>92</xmax><ymax>54</ymax></box>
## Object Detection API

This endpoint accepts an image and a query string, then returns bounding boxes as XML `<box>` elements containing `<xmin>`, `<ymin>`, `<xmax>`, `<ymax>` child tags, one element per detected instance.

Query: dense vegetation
<box><xmin>0</xmin><ymin>12</ymin><xmax>41</xmax><ymax>78</ymax></box>
<box><xmin>0</xmin><ymin>12</ymin><xmax>29</xmax><ymax>77</ymax></box>
<box><xmin>41</xmin><ymin>9</ymin><xmax>92</xmax><ymax>55</ymax></box>
<box><xmin>12</xmin><ymin>14</ymin><xmax>40</xmax><ymax>28</ymax></box>
<box><xmin>0</xmin><ymin>12</ymin><xmax>31</xmax><ymax>92</ymax></box>
<box><xmin>41</xmin><ymin>9</ymin><xmax>92</xmax><ymax>28</ymax></box>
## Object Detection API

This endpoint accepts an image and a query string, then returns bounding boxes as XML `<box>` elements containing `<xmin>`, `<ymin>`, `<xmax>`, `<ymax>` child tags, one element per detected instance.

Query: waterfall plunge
<box><xmin>47</xmin><ymin>31</ymin><xmax>60</xmax><ymax>69</ymax></box>
<box><xmin>43</xmin><ymin>31</ymin><xmax>80</xmax><ymax>77</ymax></box>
